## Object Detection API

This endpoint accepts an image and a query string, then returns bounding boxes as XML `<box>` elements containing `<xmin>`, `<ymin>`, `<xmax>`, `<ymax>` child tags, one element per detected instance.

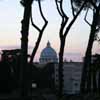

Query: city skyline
<box><xmin>0</xmin><ymin>0</ymin><xmax>99</xmax><ymax>61</ymax></box>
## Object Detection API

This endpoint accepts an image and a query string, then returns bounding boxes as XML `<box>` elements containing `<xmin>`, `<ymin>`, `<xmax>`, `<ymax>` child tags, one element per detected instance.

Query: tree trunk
<box><xmin>30</xmin><ymin>22</ymin><xmax>47</xmax><ymax>63</ymax></box>
<box><xmin>58</xmin><ymin>37</ymin><xmax>65</xmax><ymax>97</ymax></box>
<box><xmin>80</xmin><ymin>9</ymin><xmax>99</xmax><ymax>94</ymax></box>
<box><xmin>92</xmin><ymin>69</ymin><xmax>97</xmax><ymax>93</ymax></box>
<box><xmin>20</xmin><ymin>1</ymin><xmax>32</xmax><ymax>97</ymax></box>
<box><xmin>29</xmin><ymin>31</ymin><xmax>43</xmax><ymax>63</ymax></box>
<box><xmin>56</xmin><ymin>0</ymin><xmax>86</xmax><ymax>97</ymax></box>
<box><xmin>98</xmin><ymin>71</ymin><xmax>100</xmax><ymax>93</ymax></box>
<box><xmin>29</xmin><ymin>0</ymin><xmax>48</xmax><ymax>63</ymax></box>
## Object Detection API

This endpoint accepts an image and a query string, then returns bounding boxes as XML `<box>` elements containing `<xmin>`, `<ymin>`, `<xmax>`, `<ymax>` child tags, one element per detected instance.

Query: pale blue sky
<box><xmin>0</xmin><ymin>0</ymin><xmax>99</xmax><ymax>61</ymax></box>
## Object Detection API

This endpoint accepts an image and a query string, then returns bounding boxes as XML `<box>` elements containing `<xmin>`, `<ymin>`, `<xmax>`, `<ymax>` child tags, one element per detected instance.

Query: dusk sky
<box><xmin>0</xmin><ymin>0</ymin><xmax>99</xmax><ymax>62</ymax></box>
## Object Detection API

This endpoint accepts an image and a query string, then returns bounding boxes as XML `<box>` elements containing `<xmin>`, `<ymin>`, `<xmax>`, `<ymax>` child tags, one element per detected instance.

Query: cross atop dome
<box><xmin>47</xmin><ymin>41</ymin><xmax>51</xmax><ymax>47</ymax></box>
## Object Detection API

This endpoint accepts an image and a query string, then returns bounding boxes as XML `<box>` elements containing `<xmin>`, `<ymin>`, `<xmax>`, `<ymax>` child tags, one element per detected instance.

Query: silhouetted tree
<box><xmin>55</xmin><ymin>0</ymin><xmax>87</xmax><ymax>97</ymax></box>
<box><xmin>72</xmin><ymin>0</ymin><xmax>100</xmax><ymax>94</ymax></box>
<box><xmin>30</xmin><ymin>0</ymin><xmax>48</xmax><ymax>63</ymax></box>
<box><xmin>20</xmin><ymin>0</ymin><xmax>33</xmax><ymax>97</ymax></box>
<box><xmin>85</xmin><ymin>5</ymin><xmax>100</xmax><ymax>93</ymax></box>
<box><xmin>20</xmin><ymin>0</ymin><xmax>47</xmax><ymax>98</ymax></box>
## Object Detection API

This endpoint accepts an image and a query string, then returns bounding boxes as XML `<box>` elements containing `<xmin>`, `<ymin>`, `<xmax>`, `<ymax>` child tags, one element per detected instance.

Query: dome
<box><xmin>39</xmin><ymin>41</ymin><xmax>58</xmax><ymax>63</ymax></box>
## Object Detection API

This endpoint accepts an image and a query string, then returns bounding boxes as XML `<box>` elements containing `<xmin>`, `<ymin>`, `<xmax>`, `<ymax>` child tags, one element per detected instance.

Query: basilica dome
<box><xmin>39</xmin><ymin>41</ymin><xmax>58</xmax><ymax>63</ymax></box>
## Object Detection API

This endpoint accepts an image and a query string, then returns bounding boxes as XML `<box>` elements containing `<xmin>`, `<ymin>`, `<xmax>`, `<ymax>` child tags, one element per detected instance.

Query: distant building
<box><xmin>1</xmin><ymin>49</ymin><xmax>21</xmax><ymax>61</ymax></box>
<box><xmin>32</xmin><ymin>63</ymin><xmax>56</xmax><ymax>90</ymax></box>
<box><xmin>32</xmin><ymin>62</ymin><xmax>83</xmax><ymax>95</ymax></box>
<box><xmin>39</xmin><ymin>41</ymin><xmax>58</xmax><ymax>63</ymax></box>
<box><xmin>54</xmin><ymin>62</ymin><xmax>83</xmax><ymax>95</ymax></box>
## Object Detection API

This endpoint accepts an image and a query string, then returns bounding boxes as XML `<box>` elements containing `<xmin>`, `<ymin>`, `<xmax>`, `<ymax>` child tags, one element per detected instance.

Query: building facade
<box><xmin>54</xmin><ymin>62</ymin><xmax>83</xmax><ymax>94</ymax></box>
